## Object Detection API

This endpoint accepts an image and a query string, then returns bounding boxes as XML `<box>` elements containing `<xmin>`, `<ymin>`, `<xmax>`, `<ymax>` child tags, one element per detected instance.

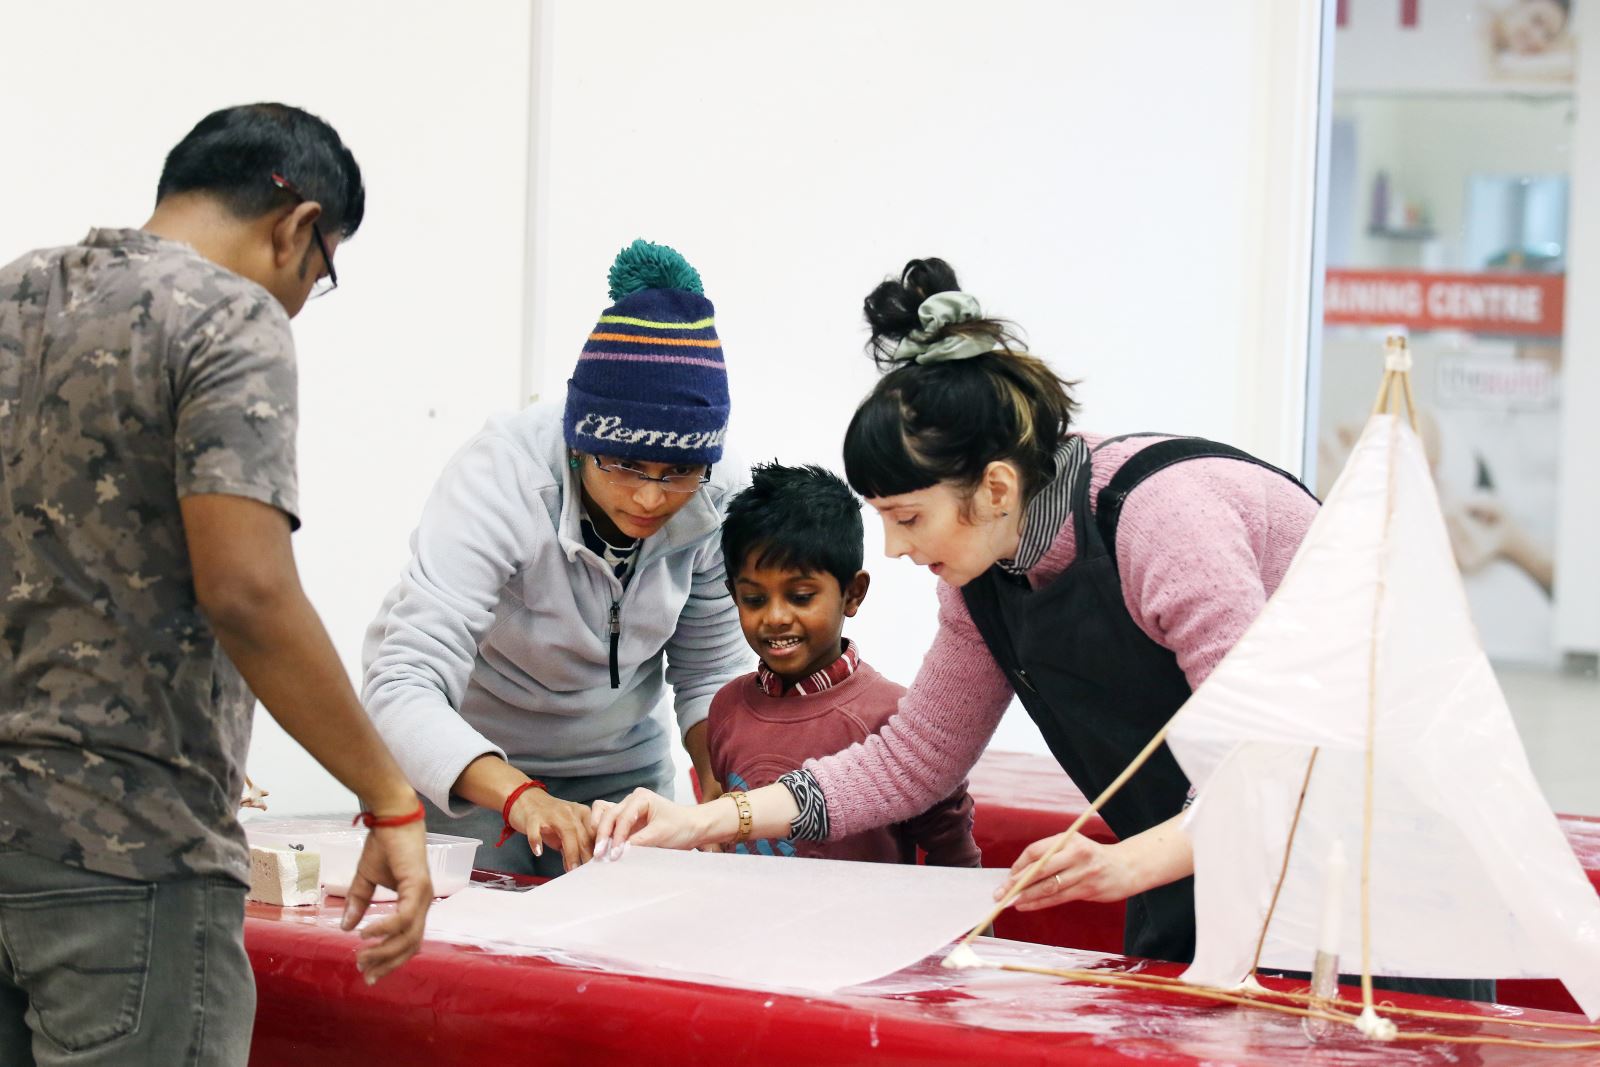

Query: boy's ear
<box><xmin>841</xmin><ymin>570</ymin><xmax>870</xmax><ymax>617</ymax></box>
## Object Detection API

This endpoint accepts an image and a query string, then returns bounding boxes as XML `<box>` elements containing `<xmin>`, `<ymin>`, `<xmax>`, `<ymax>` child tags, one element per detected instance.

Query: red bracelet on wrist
<box><xmin>495</xmin><ymin>779</ymin><xmax>548</xmax><ymax>848</ymax></box>
<box><xmin>352</xmin><ymin>800</ymin><xmax>426</xmax><ymax>829</ymax></box>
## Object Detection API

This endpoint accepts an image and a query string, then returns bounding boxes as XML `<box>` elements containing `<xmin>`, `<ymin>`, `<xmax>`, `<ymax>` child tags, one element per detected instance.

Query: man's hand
<box><xmin>340</xmin><ymin>817</ymin><xmax>433</xmax><ymax>984</ymax></box>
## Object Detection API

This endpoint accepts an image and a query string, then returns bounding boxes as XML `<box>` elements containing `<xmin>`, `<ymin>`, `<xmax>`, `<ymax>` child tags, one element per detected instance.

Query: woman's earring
<box><xmin>569</xmin><ymin>455</ymin><xmax>580</xmax><ymax>470</ymax></box>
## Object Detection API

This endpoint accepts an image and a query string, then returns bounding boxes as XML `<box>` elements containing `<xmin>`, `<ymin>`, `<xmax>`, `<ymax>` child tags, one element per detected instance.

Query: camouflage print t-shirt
<box><xmin>0</xmin><ymin>228</ymin><xmax>299</xmax><ymax>885</ymax></box>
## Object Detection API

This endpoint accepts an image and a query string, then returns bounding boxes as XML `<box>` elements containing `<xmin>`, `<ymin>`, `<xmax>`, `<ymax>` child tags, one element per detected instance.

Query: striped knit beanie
<box><xmin>563</xmin><ymin>239</ymin><xmax>730</xmax><ymax>466</ymax></box>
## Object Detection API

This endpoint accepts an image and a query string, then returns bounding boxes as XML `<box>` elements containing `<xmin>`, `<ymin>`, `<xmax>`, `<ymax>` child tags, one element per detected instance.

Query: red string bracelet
<box><xmin>352</xmin><ymin>800</ymin><xmax>426</xmax><ymax>829</ymax></box>
<box><xmin>495</xmin><ymin>779</ymin><xmax>548</xmax><ymax>847</ymax></box>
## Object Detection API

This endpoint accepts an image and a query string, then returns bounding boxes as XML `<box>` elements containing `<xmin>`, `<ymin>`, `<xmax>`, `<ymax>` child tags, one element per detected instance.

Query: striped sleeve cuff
<box><xmin>778</xmin><ymin>769</ymin><xmax>829</xmax><ymax>841</ymax></box>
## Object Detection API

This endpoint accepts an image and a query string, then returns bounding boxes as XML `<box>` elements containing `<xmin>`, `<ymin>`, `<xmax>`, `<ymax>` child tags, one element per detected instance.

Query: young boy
<box><xmin>707</xmin><ymin>463</ymin><xmax>980</xmax><ymax>865</ymax></box>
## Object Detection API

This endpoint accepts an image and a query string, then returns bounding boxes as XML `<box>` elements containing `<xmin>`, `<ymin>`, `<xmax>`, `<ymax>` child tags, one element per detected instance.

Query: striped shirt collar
<box><xmin>997</xmin><ymin>436</ymin><xmax>1088</xmax><ymax>575</ymax></box>
<box><xmin>756</xmin><ymin>639</ymin><xmax>861</xmax><ymax>698</ymax></box>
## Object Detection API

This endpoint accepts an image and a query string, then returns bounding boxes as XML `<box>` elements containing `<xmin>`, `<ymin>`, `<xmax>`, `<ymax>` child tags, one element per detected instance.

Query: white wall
<box><xmin>526</xmin><ymin>0</ymin><xmax>1326</xmax><ymax>758</ymax></box>
<box><xmin>1</xmin><ymin>1</ymin><xmax>1329</xmax><ymax>807</ymax></box>
<box><xmin>0</xmin><ymin>1</ymin><xmax>535</xmax><ymax>813</ymax></box>
<box><xmin>1556</xmin><ymin>0</ymin><xmax>1600</xmax><ymax>657</ymax></box>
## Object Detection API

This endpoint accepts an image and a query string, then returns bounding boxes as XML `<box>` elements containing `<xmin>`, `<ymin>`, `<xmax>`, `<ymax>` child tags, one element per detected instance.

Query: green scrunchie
<box><xmin>889</xmin><ymin>291</ymin><xmax>995</xmax><ymax>365</ymax></box>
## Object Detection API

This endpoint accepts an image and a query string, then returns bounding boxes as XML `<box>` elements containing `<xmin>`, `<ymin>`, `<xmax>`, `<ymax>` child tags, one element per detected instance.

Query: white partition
<box><xmin>0</xmin><ymin>0</ymin><xmax>535</xmax><ymax>813</ymax></box>
<box><xmin>0</xmin><ymin>1</ymin><xmax>1328</xmax><ymax>803</ymax></box>
<box><xmin>1556</xmin><ymin>0</ymin><xmax>1600</xmax><ymax>659</ymax></box>
<box><xmin>525</xmin><ymin>0</ymin><xmax>1326</xmax><ymax>756</ymax></box>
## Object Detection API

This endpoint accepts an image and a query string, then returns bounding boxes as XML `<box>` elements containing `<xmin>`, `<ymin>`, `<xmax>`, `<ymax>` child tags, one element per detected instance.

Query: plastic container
<box><xmin>244</xmin><ymin>818</ymin><xmax>478</xmax><ymax>901</ymax></box>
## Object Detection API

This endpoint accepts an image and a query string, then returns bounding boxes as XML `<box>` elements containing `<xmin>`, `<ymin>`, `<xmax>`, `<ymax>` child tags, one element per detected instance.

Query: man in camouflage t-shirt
<box><xmin>0</xmin><ymin>226</ymin><xmax>300</xmax><ymax>883</ymax></box>
<box><xmin>0</xmin><ymin>104</ymin><xmax>431</xmax><ymax>1066</ymax></box>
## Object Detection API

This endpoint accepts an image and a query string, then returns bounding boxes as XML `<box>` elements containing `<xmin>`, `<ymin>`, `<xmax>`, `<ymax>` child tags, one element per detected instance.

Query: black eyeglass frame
<box><xmin>269</xmin><ymin>172</ymin><xmax>338</xmax><ymax>298</ymax></box>
<box><xmin>589</xmin><ymin>455</ymin><xmax>712</xmax><ymax>494</ymax></box>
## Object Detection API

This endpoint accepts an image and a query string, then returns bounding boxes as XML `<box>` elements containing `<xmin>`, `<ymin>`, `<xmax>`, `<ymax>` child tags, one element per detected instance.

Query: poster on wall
<box><xmin>1319</xmin><ymin>3</ymin><xmax>1578</xmax><ymax>665</ymax></box>
<box><xmin>1335</xmin><ymin>0</ymin><xmax>1577</xmax><ymax>93</ymax></box>
<box><xmin>1317</xmin><ymin>325</ymin><xmax>1563</xmax><ymax>666</ymax></box>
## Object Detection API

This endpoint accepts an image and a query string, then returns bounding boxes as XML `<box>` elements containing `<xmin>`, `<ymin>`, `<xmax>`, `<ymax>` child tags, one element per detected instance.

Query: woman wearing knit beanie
<box><xmin>595</xmin><ymin>257</ymin><xmax>1322</xmax><ymax>962</ymax></box>
<box><xmin>362</xmin><ymin>240</ymin><xmax>748</xmax><ymax>875</ymax></box>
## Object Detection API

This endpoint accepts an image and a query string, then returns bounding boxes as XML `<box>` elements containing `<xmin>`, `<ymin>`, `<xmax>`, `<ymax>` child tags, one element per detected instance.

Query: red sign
<box><xmin>1324</xmin><ymin>269</ymin><xmax>1566</xmax><ymax>337</ymax></box>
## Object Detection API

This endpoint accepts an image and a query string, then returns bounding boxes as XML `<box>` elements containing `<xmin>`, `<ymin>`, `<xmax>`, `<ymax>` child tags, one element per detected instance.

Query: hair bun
<box><xmin>899</xmin><ymin>257</ymin><xmax>960</xmax><ymax>303</ymax></box>
<box><xmin>863</xmin><ymin>257</ymin><xmax>963</xmax><ymax>353</ymax></box>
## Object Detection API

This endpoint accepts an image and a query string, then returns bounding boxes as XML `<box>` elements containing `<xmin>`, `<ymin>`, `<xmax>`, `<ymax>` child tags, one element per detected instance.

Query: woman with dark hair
<box><xmin>594</xmin><ymin>256</ymin><xmax>1323</xmax><ymax>966</ymax></box>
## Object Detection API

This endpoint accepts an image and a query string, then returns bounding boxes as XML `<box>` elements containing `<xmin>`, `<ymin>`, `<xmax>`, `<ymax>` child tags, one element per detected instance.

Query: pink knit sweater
<box><xmin>806</xmin><ymin>433</ymin><xmax>1319</xmax><ymax>839</ymax></box>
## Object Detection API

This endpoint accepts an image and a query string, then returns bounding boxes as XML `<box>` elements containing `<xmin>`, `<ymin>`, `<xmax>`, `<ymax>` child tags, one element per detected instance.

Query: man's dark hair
<box><xmin>157</xmin><ymin>103</ymin><xmax>365</xmax><ymax>237</ymax></box>
<box><xmin>722</xmin><ymin>463</ymin><xmax>864</xmax><ymax>592</ymax></box>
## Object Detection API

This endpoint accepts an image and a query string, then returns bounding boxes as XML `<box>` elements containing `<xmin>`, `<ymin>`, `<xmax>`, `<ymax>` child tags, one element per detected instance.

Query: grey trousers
<box><xmin>0</xmin><ymin>849</ymin><xmax>253</xmax><ymax>1067</ymax></box>
<box><xmin>427</xmin><ymin>758</ymin><xmax>677</xmax><ymax>879</ymax></box>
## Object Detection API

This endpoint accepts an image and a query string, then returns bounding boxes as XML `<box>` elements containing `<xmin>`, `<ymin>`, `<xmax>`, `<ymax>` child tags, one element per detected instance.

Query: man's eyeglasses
<box><xmin>589</xmin><ymin>455</ymin><xmax>710</xmax><ymax>494</ymax></box>
<box><xmin>269</xmin><ymin>172</ymin><xmax>338</xmax><ymax>299</ymax></box>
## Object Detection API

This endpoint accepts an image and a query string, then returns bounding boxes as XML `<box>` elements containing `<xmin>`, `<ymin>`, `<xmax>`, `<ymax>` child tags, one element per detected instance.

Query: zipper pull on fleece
<box><xmin>608</xmin><ymin>601</ymin><xmax>621</xmax><ymax>689</ymax></box>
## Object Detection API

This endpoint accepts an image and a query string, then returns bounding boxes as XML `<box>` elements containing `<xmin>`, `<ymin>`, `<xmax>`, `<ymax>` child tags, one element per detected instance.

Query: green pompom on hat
<box><xmin>565</xmin><ymin>239</ymin><xmax>728</xmax><ymax>466</ymax></box>
<box><xmin>607</xmin><ymin>238</ymin><xmax>704</xmax><ymax>301</ymax></box>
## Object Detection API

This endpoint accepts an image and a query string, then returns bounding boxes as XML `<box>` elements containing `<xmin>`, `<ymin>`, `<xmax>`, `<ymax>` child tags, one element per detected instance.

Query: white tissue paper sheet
<box><xmin>426</xmin><ymin>846</ymin><xmax>1006</xmax><ymax>992</ymax></box>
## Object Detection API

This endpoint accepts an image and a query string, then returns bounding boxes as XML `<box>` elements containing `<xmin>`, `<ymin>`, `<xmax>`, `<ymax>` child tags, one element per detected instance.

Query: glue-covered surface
<box><xmin>1168</xmin><ymin>415</ymin><xmax>1600</xmax><ymax>1017</ymax></box>
<box><xmin>425</xmin><ymin>847</ymin><xmax>1006</xmax><ymax>992</ymax></box>
<box><xmin>247</xmin><ymin>895</ymin><xmax>1600</xmax><ymax>1067</ymax></box>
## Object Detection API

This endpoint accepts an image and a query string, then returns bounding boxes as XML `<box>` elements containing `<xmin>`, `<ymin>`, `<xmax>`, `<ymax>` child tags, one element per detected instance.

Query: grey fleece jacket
<box><xmin>361</xmin><ymin>402</ymin><xmax>752</xmax><ymax>814</ymax></box>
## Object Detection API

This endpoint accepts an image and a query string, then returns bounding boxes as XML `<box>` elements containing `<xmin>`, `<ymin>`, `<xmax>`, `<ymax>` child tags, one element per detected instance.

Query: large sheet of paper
<box><xmin>425</xmin><ymin>847</ymin><xmax>1006</xmax><ymax>992</ymax></box>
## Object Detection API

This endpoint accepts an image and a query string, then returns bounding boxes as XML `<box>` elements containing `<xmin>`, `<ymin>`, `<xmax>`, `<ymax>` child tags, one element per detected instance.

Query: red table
<box><xmin>968</xmin><ymin>748</ymin><xmax>1600</xmax><ymax>1015</ymax></box>
<box><xmin>246</xmin><ymin>895</ymin><xmax>1597</xmax><ymax>1067</ymax></box>
<box><xmin>245</xmin><ymin>750</ymin><xmax>1600</xmax><ymax>1064</ymax></box>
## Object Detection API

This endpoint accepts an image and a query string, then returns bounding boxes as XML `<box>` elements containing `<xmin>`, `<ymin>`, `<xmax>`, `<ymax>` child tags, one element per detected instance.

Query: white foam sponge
<box><xmin>1356</xmin><ymin>1006</ymin><xmax>1398</xmax><ymax>1041</ymax></box>
<box><xmin>249</xmin><ymin>846</ymin><xmax>321</xmax><ymax>907</ymax></box>
<box><xmin>942</xmin><ymin>943</ymin><xmax>991</xmax><ymax>971</ymax></box>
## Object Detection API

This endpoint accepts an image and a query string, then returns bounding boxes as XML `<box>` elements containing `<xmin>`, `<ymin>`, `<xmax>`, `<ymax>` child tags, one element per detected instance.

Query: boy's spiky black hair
<box><xmin>722</xmin><ymin>463</ymin><xmax>863</xmax><ymax>592</ymax></box>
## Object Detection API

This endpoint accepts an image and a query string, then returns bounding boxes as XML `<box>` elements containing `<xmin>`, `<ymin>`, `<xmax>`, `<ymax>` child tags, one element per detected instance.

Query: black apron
<box><xmin>962</xmin><ymin>436</ymin><xmax>1314</xmax><ymax>963</ymax></box>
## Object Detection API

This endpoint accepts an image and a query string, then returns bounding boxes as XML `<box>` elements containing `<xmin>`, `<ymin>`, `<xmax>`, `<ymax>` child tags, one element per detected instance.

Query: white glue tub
<box><xmin>245</xmin><ymin>818</ymin><xmax>478</xmax><ymax>901</ymax></box>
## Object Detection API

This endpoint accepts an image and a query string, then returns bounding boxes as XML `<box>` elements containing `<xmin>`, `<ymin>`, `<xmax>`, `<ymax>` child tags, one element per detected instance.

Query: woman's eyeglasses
<box><xmin>589</xmin><ymin>456</ymin><xmax>710</xmax><ymax>494</ymax></box>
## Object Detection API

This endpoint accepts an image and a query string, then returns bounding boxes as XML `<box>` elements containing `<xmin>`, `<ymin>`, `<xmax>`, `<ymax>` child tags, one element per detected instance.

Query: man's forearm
<box><xmin>211</xmin><ymin>587</ymin><xmax>415</xmax><ymax>813</ymax></box>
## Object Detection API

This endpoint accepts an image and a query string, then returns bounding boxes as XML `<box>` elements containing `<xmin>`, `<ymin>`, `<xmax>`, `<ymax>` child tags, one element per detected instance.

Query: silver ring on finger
<box><xmin>1052</xmin><ymin>873</ymin><xmax>1063</xmax><ymax>891</ymax></box>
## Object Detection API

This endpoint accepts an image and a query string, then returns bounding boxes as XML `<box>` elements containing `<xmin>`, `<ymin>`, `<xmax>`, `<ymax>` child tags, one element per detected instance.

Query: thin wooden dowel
<box><xmin>957</xmin><ymin>720</ymin><xmax>1180</xmax><ymax>946</ymax></box>
<box><xmin>1248</xmin><ymin>750</ymin><xmax>1320</xmax><ymax>975</ymax></box>
<box><xmin>988</xmin><ymin>963</ymin><xmax>1600</xmax><ymax>1051</ymax></box>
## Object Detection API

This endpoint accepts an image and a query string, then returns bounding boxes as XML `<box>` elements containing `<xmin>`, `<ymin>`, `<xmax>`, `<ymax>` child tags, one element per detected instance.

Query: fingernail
<box><xmin>365</xmin><ymin>974</ymin><xmax>377</xmax><ymax>987</ymax></box>
<box><xmin>533</xmin><ymin>841</ymin><xmax>543</xmax><ymax>857</ymax></box>
<box><xmin>620</xmin><ymin>841</ymin><xmax>631</xmax><ymax>856</ymax></box>
<box><xmin>594</xmin><ymin>836</ymin><xmax>610</xmax><ymax>857</ymax></box>
<box><xmin>609</xmin><ymin>844</ymin><xmax>623</xmax><ymax>861</ymax></box>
